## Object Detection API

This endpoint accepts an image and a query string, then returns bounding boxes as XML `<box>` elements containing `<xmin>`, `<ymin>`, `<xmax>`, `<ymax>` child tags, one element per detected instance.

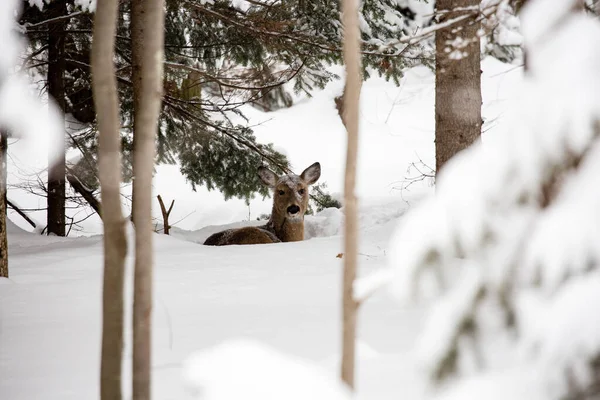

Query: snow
<box><xmin>518</xmin><ymin>273</ymin><xmax>600</xmax><ymax>396</ymax></box>
<box><xmin>1</xmin><ymin>0</ymin><xmax>570</xmax><ymax>398</ymax></box>
<box><xmin>182</xmin><ymin>339</ymin><xmax>352</xmax><ymax>400</ymax></box>
<box><xmin>353</xmin><ymin>268</ymin><xmax>394</xmax><ymax>304</ymax></box>
<box><xmin>74</xmin><ymin>0</ymin><xmax>97</xmax><ymax>12</ymax></box>
<box><xmin>231</xmin><ymin>0</ymin><xmax>252</xmax><ymax>12</ymax></box>
<box><xmin>433</xmin><ymin>366</ymin><xmax>547</xmax><ymax>400</ymax></box>
<box><xmin>0</xmin><ymin>16</ymin><xmax>531</xmax><ymax>397</ymax></box>
<box><xmin>0</xmin><ymin>52</ymin><xmax>524</xmax><ymax>397</ymax></box>
<box><xmin>1</xmin><ymin>1</ymin><xmax>63</xmax><ymax>176</ymax></box>
<box><xmin>388</xmin><ymin>0</ymin><xmax>600</xmax><ymax>303</ymax></box>
<box><xmin>27</xmin><ymin>0</ymin><xmax>96</xmax><ymax>12</ymax></box>
<box><xmin>520</xmin><ymin>141</ymin><xmax>600</xmax><ymax>292</ymax></box>
<box><xmin>386</xmin><ymin>0</ymin><xmax>600</xmax><ymax>398</ymax></box>
<box><xmin>415</xmin><ymin>263</ymin><xmax>483</xmax><ymax>375</ymax></box>
<box><xmin>0</xmin><ymin>0</ymin><xmax>20</xmax><ymax>72</ymax></box>
<box><xmin>0</xmin><ymin>208</ymin><xmax>421</xmax><ymax>400</ymax></box>
<box><xmin>26</xmin><ymin>0</ymin><xmax>45</xmax><ymax>11</ymax></box>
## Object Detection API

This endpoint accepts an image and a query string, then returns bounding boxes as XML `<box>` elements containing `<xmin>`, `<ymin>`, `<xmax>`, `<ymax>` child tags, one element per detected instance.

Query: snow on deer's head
<box><xmin>258</xmin><ymin>162</ymin><xmax>321</xmax><ymax>222</ymax></box>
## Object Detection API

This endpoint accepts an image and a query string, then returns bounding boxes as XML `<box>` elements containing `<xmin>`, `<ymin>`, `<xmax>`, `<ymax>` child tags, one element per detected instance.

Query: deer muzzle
<box><xmin>287</xmin><ymin>205</ymin><xmax>301</xmax><ymax>215</ymax></box>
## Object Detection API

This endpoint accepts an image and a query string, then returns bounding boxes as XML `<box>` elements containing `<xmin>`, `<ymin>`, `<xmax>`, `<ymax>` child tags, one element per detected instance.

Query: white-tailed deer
<box><xmin>203</xmin><ymin>162</ymin><xmax>321</xmax><ymax>246</ymax></box>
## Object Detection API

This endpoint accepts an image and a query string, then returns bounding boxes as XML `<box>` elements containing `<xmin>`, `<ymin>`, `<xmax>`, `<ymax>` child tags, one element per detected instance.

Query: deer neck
<box><xmin>268</xmin><ymin>210</ymin><xmax>304</xmax><ymax>242</ymax></box>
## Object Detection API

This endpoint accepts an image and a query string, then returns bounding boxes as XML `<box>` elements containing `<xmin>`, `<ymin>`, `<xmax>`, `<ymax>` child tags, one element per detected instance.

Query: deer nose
<box><xmin>287</xmin><ymin>205</ymin><xmax>300</xmax><ymax>214</ymax></box>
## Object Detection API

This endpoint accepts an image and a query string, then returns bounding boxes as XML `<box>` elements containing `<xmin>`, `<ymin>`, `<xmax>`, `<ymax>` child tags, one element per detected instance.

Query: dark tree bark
<box><xmin>91</xmin><ymin>0</ymin><xmax>128</xmax><ymax>398</ymax></box>
<box><xmin>131</xmin><ymin>0</ymin><xmax>165</xmax><ymax>398</ymax></box>
<box><xmin>0</xmin><ymin>133</ymin><xmax>8</xmax><ymax>278</ymax></box>
<box><xmin>46</xmin><ymin>0</ymin><xmax>67</xmax><ymax>236</ymax></box>
<box><xmin>434</xmin><ymin>0</ymin><xmax>482</xmax><ymax>174</ymax></box>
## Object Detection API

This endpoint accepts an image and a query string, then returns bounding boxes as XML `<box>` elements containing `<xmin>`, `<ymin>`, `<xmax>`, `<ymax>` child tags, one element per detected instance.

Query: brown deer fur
<box><xmin>203</xmin><ymin>162</ymin><xmax>321</xmax><ymax>246</ymax></box>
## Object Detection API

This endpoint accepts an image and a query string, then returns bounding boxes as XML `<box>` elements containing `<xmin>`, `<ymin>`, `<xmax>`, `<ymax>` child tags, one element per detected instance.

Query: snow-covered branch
<box><xmin>382</xmin><ymin>0</ymin><xmax>507</xmax><ymax>49</ymax></box>
<box><xmin>386</xmin><ymin>0</ymin><xmax>600</xmax><ymax>397</ymax></box>
<box><xmin>0</xmin><ymin>1</ymin><xmax>63</xmax><ymax>168</ymax></box>
<box><xmin>353</xmin><ymin>268</ymin><xmax>393</xmax><ymax>304</ymax></box>
<box><xmin>28</xmin><ymin>0</ymin><xmax>96</xmax><ymax>13</ymax></box>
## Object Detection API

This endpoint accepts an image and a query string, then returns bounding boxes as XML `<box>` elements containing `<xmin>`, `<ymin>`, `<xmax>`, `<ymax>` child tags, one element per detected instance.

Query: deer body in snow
<box><xmin>203</xmin><ymin>162</ymin><xmax>321</xmax><ymax>246</ymax></box>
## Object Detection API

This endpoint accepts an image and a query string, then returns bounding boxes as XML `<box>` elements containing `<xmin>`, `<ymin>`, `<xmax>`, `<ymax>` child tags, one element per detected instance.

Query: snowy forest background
<box><xmin>1</xmin><ymin>0</ymin><xmax>600</xmax><ymax>399</ymax></box>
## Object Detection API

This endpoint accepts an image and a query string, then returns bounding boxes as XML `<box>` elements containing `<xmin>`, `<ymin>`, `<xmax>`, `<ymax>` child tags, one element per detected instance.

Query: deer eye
<box><xmin>298</xmin><ymin>189</ymin><xmax>305</xmax><ymax>195</ymax></box>
<box><xmin>278</xmin><ymin>190</ymin><xmax>285</xmax><ymax>196</ymax></box>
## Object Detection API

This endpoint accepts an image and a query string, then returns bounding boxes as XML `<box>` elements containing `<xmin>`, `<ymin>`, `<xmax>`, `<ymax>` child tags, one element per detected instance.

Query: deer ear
<box><xmin>300</xmin><ymin>162</ymin><xmax>321</xmax><ymax>185</ymax></box>
<box><xmin>258</xmin><ymin>166</ymin><xmax>278</xmax><ymax>188</ymax></box>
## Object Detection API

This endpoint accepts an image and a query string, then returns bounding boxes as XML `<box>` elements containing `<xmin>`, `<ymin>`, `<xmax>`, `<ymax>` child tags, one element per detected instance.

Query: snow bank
<box><xmin>182</xmin><ymin>339</ymin><xmax>352</xmax><ymax>400</ymax></box>
<box><xmin>173</xmin><ymin>197</ymin><xmax>409</xmax><ymax>244</ymax></box>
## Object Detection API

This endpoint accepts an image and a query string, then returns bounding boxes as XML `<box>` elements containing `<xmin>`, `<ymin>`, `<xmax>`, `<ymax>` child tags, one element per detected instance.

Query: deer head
<box><xmin>258</xmin><ymin>162</ymin><xmax>321</xmax><ymax>223</ymax></box>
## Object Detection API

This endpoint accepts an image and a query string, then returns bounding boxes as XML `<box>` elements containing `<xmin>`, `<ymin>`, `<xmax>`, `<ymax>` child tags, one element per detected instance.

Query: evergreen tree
<box><xmin>19</xmin><ymin>0</ymin><xmax>431</xmax><ymax>207</ymax></box>
<box><xmin>18</xmin><ymin>0</ymin><xmax>440</xmax><ymax>209</ymax></box>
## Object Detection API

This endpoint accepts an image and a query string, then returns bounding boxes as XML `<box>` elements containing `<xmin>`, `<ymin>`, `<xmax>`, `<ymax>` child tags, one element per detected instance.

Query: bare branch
<box><xmin>21</xmin><ymin>11</ymin><xmax>85</xmax><ymax>30</ymax></box>
<box><xmin>6</xmin><ymin>199</ymin><xmax>37</xmax><ymax>229</ymax></box>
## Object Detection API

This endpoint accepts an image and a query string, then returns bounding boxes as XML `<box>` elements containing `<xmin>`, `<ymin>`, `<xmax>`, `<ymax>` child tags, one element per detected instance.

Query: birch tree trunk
<box><xmin>130</xmin><ymin>0</ymin><xmax>165</xmax><ymax>398</ymax></box>
<box><xmin>340</xmin><ymin>0</ymin><xmax>362</xmax><ymax>389</ymax></box>
<box><xmin>46</xmin><ymin>0</ymin><xmax>67</xmax><ymax>236</ymax></box>
<box><xmin>91</xmin><ymin>0</ymin><xmax>128</xmax><ymax>398</ymax></box>
<box><xmin>0</xmin><ymin>132</ymin><xmax>8</xmax><ymax>278</ymax></box>
<box><xmin>434</xmin><ymin>0</ymin><xmax>482</xmax><ymax>173</ymax></box>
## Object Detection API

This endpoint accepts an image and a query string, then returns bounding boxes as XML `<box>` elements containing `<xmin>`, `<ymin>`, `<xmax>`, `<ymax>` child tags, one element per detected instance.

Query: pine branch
<box><xmin>185</xmin><ymin>1</ymin><xmax>428</xmax><ymax>60</ymax></box>
<box><xmin>164</xmin><ymin>60</ymin><xmax>304</xmax><ymax>91</ymax></box>
<box><xmin>384</xmin><ymin>0</ymin><xmax>505</xmax><ymax>49</ymax></box>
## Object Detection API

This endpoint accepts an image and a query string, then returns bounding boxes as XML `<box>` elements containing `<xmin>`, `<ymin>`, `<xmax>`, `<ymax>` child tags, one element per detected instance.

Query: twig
<box><xmin>167</xmin><ymin>210</ymin><xmax>196</xmax><ymax>227</ymax></box>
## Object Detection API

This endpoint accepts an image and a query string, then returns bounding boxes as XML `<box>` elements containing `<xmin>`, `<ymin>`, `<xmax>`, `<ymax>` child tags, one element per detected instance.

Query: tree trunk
<box><xmin>434</xmin><ymin>0</ymin><xmax>482</xmax><ymax>174</ymax></box>
<box><xmin>340</xmin><ymin>0</ymin><xmax>362</xmax><ymax>389</ymax></box>
<box><xmin>131</xmin><ymin>0</ymin><xmax>165</xmax><ymax>398</ymax></box>
<box><xmin>91</xmin><ymin>0</ymin><xmax>128</xmax><ymax>398</ymax></box>
<box><xmin>46</xmin><ymin>0</ymin><xmax>67</xmax><ymax>236</ymax></box>
<box><xmin>0</xmin><ymin>133</ymin><xmax>8</xmax><ymax>278</ymax></box>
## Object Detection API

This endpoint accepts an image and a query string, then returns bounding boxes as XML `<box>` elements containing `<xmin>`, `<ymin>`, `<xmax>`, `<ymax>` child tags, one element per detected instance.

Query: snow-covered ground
<box><xmin>1</xmin><ymin>204</ymin><xmax>429</xmax><ymax>400</ymax></box>
<box><xmin>0</xmin><ymin>56</ymin><xmax>523</xmax><ymax>399</ymax></box>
